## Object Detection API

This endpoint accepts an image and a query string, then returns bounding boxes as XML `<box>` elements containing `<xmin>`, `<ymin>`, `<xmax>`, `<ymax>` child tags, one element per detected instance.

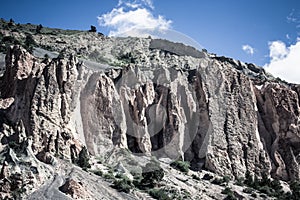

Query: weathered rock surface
<box><xmin>256</xmin><ymin>83</ymin><xmax>300</xmax><ymax>181</ymax></box>
<box><xmin>0</xmin><ymin>21</ymin><xmax>300</xmax><ymax>199</ymax></box>
<box><xmin>59</xmin><ymin>178</ymin><xmax>91</xmax><ymax>199</ymax></box>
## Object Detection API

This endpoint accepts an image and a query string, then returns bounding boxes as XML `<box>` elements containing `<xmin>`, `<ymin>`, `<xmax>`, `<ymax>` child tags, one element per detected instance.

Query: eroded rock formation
<box><xmin>0</xmin><ymin>29</ymin><xmax>299</xmax><ymax>198</ymax></box>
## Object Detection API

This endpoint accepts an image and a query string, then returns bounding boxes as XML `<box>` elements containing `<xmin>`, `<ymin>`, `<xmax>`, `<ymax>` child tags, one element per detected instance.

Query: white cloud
<box><xmin>141</xmin><ymin>0</ymin><xmax>154</xmax><ymax>9</ymax></box>
<box><xmin>118</xmin><ymin>0</ymin><xmax>154</xmax><ymax>9</ymax></box>
<box><xmin>287</xmin><ymin>9</ymin><xmax>300</xmax><ymax>36</ymax></box>
<box><xmin>264</xmin><ymin>39</ymin><xmax>300</xmax><ymax>84</ymax></box>
<box><xmin>242</xmin><ymin>44</ymin><xmax>254</xmax><ymax>55</ymax></box>
<box><xmin>98</xmin><ymin>0</ymin><xmax>171</xmax><ymax>36</ymax></box>
<box><xmin>287</xmin><ymin>9</ymin><xmax>298</xmax><ymax>23</ymax></box>
<box><xmin>268</xmin><ymin>41</ymin><xmax>289</xmax><ymax>61</ymax></box>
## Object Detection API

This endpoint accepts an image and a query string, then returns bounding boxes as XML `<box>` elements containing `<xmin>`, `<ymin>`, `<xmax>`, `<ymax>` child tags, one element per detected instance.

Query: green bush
<box><xmin>24</xmin><ymin>34</ymin><xmax>37</xmax><ymax>53</ymax></box>
<box><xmin>148</xmin><ymin>188</ymin><xmax>190</xmax><ymax>200</ymax></box>
<box><xmin>212</xmin><ymin>176</ymin><xmax>229</xmax><ymax>186</ymax></box>
<box><xmin>2</xmin><ymin>35</ymin><xmax>18</xmax><ymax>43</ymax></box>
<box><xmin>103</xmin><ymin>172</ymin><xmax>115</xmax><ymax>180</ymax></box>
<box><xmin>139</xmin><ymin>159</ymin><xmax>164</xmax><ymax>189</ymax></box>
<box><xmin>112</xmin><ymin>176</ymin><xmax>133</xmax><ymax>193</ymax></box>
<box><xmin>36</xmin><ymin>24</ymin><xmax>43</xmax><ymax>34</ymax></box>
<box><xmin>290</xmin><ymin>181</ymin><xmax>300</xmax><ymax>200</ymax></box>
<box><xmin>8</xmin><ymin>141</ymin><xmax>20</xmax><ymax>149</ymax></box>
<box><xmin>260</xmin><ymin>173</ymin><xmax>271</xmax><ymax>187</ymax></box>
<box><xmin>235</xmin><ymin>177</ymin><xmax>244</xmax><ymax>186</ymax></box>
<box><xmin>258</xmin><ymin>185</ymin><xmax>273</xmax><ymax>196</ymax></box>
<box><xmin>92</xmin><ymin>170</ymin><xmax>103</xmax><ymax>176</ymax></box>
<box><xmin>244</xmin><ymin>170</ymin><xmax>253</xmax><ymax>186</ymax></box>
<box><xmin>170</xmin><ymin>160</ymin><xmax>190</xmax><ymax>173</ymax></box>
<box><xmin>115</xmin><ymin>173</ymin><xmax>130</xmax><ymax>180</ymax></box>
<box><xmin>252</xmin><ymin>175</ymin><xmax>260</xmax><ymax>189</ymax></box>
<box><xmin>8</xmin><ymin>140</ymin><xmax>27</xmax><ymax>156</ymax></box>
<box><xmin>180</xmin><ymin>188</ymin><xmax>192</xmax><ymax>199</ymax></box>
<box><xmin>251</xmin><ymin>193</ymin><xmax>257</xmax><ymax>198</ymax></box>
<box><xmin>222</xmin><ymin>187</ymin><xmax>237</xmax><ymax>200</ymax></box>
<box><xmin>192</xmin><ymin>174</ymin><xmax>201</xmax><ymax>181</ymax></box>
<box><xmin>270</xmin><ymin>179</ymin><xmax>282</xmax><ymax>191</ymax></box>
<box><xmin>242</xmin><ymin>171</ymin><xmax>286</xmax><ymax>198</ymax></box>
<box><xmin>76</xmin><ymin>147</ymin><xmax>91</xmax><ymax>170</ymax></box>
<box><xmin>8</xmin><ymin>18</ymin><xmax>15</xmax><ymax>27</ymax></box>
<box><xmin>44</xmin><ymin>54</ymin><xmax>49</xmax><ymax>59</ymax></box>
<box><xmin>211</xmin><ymin>178</ymin><xmax>223</xmax><ymax>185</ymax></box>
<box><xmin>223</xmin><ymin>176</ymin><xmax>230</xmax><ymax>184</ymax></box>
<box><xmin>118</xmin><ymin>52</ymin><xmax>136</xmax><ymax>64</ymax></box>
<box><xmin>149</xmin><ymin>188</ymin><xmax>171</xmax><ymax>200</ymax></box>
<box><xmin>222</xmin><ymin>187</ymin><xmax>233</xmax><ymax>195</ymax></box>
<box><xmin>202</xmin><ymin>173</ymin><xmax>214</xmax><ymax>180</ymax></box>
<box><xmin>242</xmin><ymin>187</ymin><xmax>254</xmax><ymax>194</ymax></box>
<box><xmin>89</xmin><ymin>25</ymin><xmax>97</xmax><ymax>32</ymax></box>
<box><xmin>0</xmin><ymin>35</ymin><xmax>21</xmax><ymax>53</ymax></box>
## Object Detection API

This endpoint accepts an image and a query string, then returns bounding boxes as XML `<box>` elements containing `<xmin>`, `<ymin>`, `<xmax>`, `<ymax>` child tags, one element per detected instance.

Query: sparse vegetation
<box><xmin>89</xmin><ymin>25</ymin><xmax>97</xmax><ymax>32</ymax></box>
<box><xmin>139</xmin><ymin>158</ymin><xmax>164</xmax><ymax>189</ymax></box>
<box><xmin>221</xmin><ymin>187</ymin><xmax>237</xmax><ymax>200</ymax></box>
<box><xmin>8</xmin><ymin>140</ymin><xmax>28</xmax><ymax>156</ymax></box>
<box><xmin>242</xmin><ymin>187</ymin><xmax>254</xmax><ymax>194</ymax></box>
<box><xmin>24</xmin><ymin>34</ymin><xmax>37</xmax><ymax>53</ymax></box>
<box><xmin>235</xmin><ymin>177</ymin><xmax>244</xmax><ymax>186</ymax></box>
<box><xmin>88</xmin><ymin>49</ymin><xmax>102</xmax><ymax>61</ymax></box>
<box><xmin>0</xmin><ymin>35</ymin><xmax>21</xmax><ymax>53</ymax></box>
<box><xmin>202</xmin><ymin>173</ymin><xmax>214</xmax><ymax>180</ymax></box>
<box><xmin>170</xmin><ymin>160</ymin><xmax>190</xmax><ymax>173</ymax></box>
<box><xmin>36</xmin><ymin>24</ymin><xmax>43</xmax><ymax>34</ymax></box>
<box><xmin>118</xmin><ymin>52</ymin><xmax>136</xmax><ymax>64</ymax></box>
<box><xmin>244</xmin><ymin>170</ymin><xmax>253</xmax><ymax>186</ymax></box>
<box><xmin>8</xmin><ymin>18</ymin><xmax>15</xmax><ymax>27</ymax></box>
<box><xmin>251</xmin><ymin>193</ymin><xmax>257</xmax><ymax>198</ymax></box>
<box><xmin>242</xmin><ymin>171</ymin><xmax>287</xmax><ymax>198</ymax></box>
<box><xmin>289</xmin><ymin>181</ymin><xmax>300</xmax><ymax>200</ymax></box>
<box><xmin>103</xmin><ymin>172</ymin><xmax>115</xmax><ymax>181</ymax></box>
<box><xmin>92</xmin><ymin>170</ymin><xmax>103</xmax><ymax>177</ymax></box>
<box><xmin>76</xmin><ymin>147</ymin><xmax>91</xmax><ymax>170</ymax></box>
<box><xmin>192</xmin><ymin>174</ymin><xmax>201</xmax><ymax>181</ymax></box>
<box><xmin>148</xmin><ymin>188</ymin><xmax>191</xmax><ymax>200</ymax></box>
<box><xmin>2</xmin><ymin>18</ymin><xmax>300</xmax><ymax>200</ymax></box>
<box><xmin>0</xmin><ymin>32</ymin><xmax>37</xmax><ymax>53</ymax></box>
<box><xmin>211</xmin><ymin>176</ymin><xmax>230</xmax><ymax>186</ymax></box>
<box><xmin>112</xmin><ymin>174</ymin><xmax>133</xmax><ymax>193</ymax></box>
<box><xmin>149</xmin><ymin>188</ymin><xmax>171</xmax><ymax>200</ymax></box>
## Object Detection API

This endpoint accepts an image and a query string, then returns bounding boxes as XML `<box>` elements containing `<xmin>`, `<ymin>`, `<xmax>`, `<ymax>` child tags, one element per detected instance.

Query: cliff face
<box><xmin>0</xmin><ymin>24</ymin><xmax>300</xmax><ymax>199</ymax></box>
<box><xmin>256</xmin><ymin>83</ymin><xmax>300</xmax><ymax>180</ymax></box>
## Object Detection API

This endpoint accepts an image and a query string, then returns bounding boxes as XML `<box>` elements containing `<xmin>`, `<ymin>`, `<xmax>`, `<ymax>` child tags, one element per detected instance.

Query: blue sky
<box><xmin>1</xmin><ymin>0</ymin><xmax>300</xmax><ymax>83</ymax></box>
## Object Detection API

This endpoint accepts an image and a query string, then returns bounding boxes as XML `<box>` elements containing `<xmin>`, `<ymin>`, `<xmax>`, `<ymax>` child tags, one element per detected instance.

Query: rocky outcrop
<box><xmin>150</xmin><ymin>39</ymin><xmax>206</xmax><ymax>58</ymax></box>
<box><xmin>0</xmin><ymin>46</ymin><xmax>83</xmax><ymax>160</ymax></box>
<box><xmin>0</xmin><ymin>31</ymin><xmax>300</xmax><ymax>198</ymax></box>
<box><xmin>196</xmin><ymin>59</ymin><xmax>272</xmax><ymax>178</ymax></box>
<box><xmin>59</xmin><ymin>178</ymin><xmax>90</xmax><ymax>199</ymax></box>
<box><xmin>0</xmin><ymin>46</ymin><xmax>84</xmax><ymax>198</ymax></box>
<box><xmin>256</xmin><ymin>83</ymin><xmax>300</xmax><ymax>181</ymax></box>
<box><xmin>1</xmin><ymin>43</ymin><xmax>300</xmax><ymax>178</ymax></box>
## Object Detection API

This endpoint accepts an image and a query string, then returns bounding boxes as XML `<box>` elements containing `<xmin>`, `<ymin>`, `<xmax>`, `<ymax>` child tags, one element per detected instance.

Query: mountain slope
<box><xmin>0</xmin><ymin>19</ymin><xmax>300</xmax><ymax>199</ymax></box>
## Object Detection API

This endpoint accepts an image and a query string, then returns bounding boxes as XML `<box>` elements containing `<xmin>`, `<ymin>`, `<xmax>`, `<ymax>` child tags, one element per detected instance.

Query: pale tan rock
<box><xmin>0</xmin><ymin>25</ymin><xmax>300</xmax><ymax>199</ymax></box>
<box><xmin>0</xmin><ymin>97</ymin><xmax>14</xmax><ymax>109</ymax></box>
<box><xmin>59</xmin><ymin>178</ymin><xmax>91</xmax><ymax>199</ymax></box>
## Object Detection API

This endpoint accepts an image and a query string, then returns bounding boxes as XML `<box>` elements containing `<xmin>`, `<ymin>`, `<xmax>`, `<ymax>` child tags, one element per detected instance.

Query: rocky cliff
<box><xmin>0</xmin><ymin>20</ymin><xmax>300</xmax><ymax>199</ymax></box>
